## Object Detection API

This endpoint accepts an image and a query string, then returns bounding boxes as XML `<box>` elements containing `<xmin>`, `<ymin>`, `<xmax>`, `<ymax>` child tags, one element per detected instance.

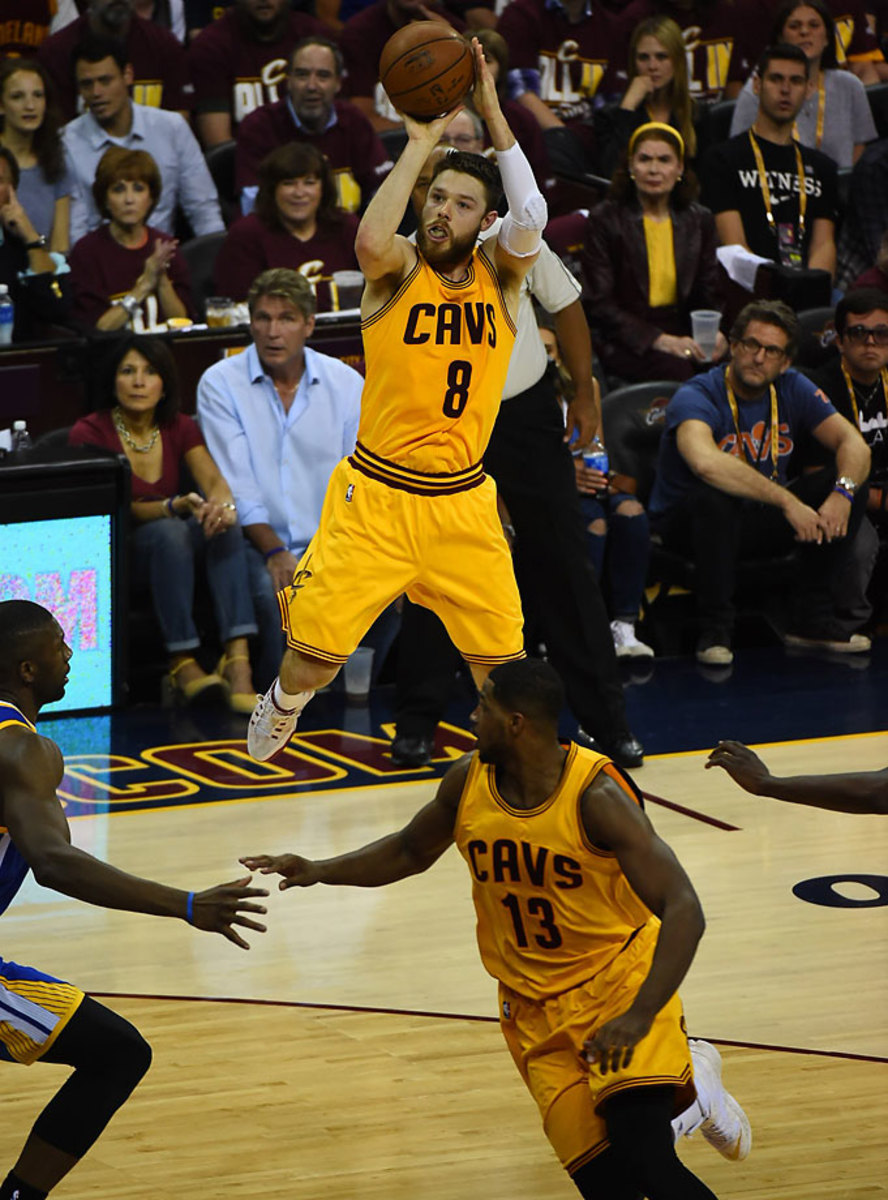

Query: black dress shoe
<box><xmin>576</xmin><ymin>728</ymin><xmax>644</xmax><ymax>768</ymax></box>
<box><xmin>390</xmin><ymin>734</ymin><xmax>435</xmax><ymax>767</ymax></box>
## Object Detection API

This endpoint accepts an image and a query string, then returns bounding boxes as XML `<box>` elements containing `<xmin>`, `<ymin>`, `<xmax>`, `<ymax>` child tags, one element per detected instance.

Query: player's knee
<box><xmin>109</xmin><ymin>1021</ymin><xmax>153</xmax><ymax>1089</ymax></box>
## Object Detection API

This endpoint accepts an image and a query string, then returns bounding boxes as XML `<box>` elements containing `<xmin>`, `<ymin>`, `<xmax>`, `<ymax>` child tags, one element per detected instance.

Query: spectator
<box><xmin>69</xmin><ymin>335</ymin><xmax>258</xmax><ymax>710</ymax></box>
<box><xmin>0</xmin><ymin>0</ymin><xmax>58</xmax><ymax>55</ymax></box>
<box><xmin>729</xmin><ymin>1</ymin><xmax>877</xmax><ymax>169</ymax></box>
<box><xmin>836</xmin><ymin>139</ymin><xmax>888</xmax><ymax>289</ymax></box>
<box><xmin>339</xmin><ymin>0</ymin><xmax>467</xmax><ymax>133</ymax></box>
<box><xmin>595</xmin><ymin>15</ymin><xmax>698</xmax><ymax>179</ymax></box>
<box><xmin>188</xmin><ymin>0</ymin><xmax>327</xmax><ymax>148</ymax></box>
<box><xmin>496</xmin><ymin>0</ymin><xmax>635</xmax><ymax>170</ymax></box>
<box><xmin>0</xmin><ymin>59</ymin><xmax>71</xmax><ymax>252</ymax></box>
<box><xmin>134</xmin><ymin>0</ymin><xmax>187</xmax><ymax>40</ymax></box>
<box><xmin>235</xmin><ymin>37</ymin><xmax>392</xmax><ymax>216</ymax></box>
<box><xmin>68</xmin><ymin>145</ymin><xmax>194</xmax><ymax>330</ymax></box>
<box><xmin>37</xmin><ymin>0</ymin><xmax>193</xmax><ymax>121</ymax></box>
<box><xmin>0</xmin><ymin>145</ymin><xmax>71</xmax><ymax>341</ymax></box>
<box><xmin>648</xmin><ymin>299</ymin><xmax>871</xmax><ymax>664</ymax></box>
<box><xmin>853</xmin><ymin>228</ymin><xmax>888</xmax><ymax>291</ymax></box>
<box><xmin>701</xmin><ymin>44</ymin><xmax>839</xmax><ymax>279</ymax></box>
<box><xmin>215</xmin><ymin>142</ymin><xmax>359</xmax><ymax>309</ymax></box>
<box><xmin>197</xmin><ymin>268</ymin><xmax>364</xmax><ymax>689</ymax></box>
<box><xmin>651</xmin><ymin>0</ymin><xmax>771</xmax><ymax>102</ymax></box>
<box><xmin>829</xmin><ymin>0</ymin><xmax>888</xmax><ymax>83</ymax></box>
<box><xmin>63</xmin><ymin>35</ymin><xmax>224</xmax><ymax>245</ymax></box>
<box><xmin>580</xmin><ymin>123</ymin><xmax>726</xmax><ymax>383</ymax></box>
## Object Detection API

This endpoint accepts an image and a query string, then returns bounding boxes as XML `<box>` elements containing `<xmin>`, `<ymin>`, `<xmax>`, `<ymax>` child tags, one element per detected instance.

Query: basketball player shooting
<box><xmin>248</xmin><ymin>38</ymin><xmax>548</xmax><ymax>762</ymax></box>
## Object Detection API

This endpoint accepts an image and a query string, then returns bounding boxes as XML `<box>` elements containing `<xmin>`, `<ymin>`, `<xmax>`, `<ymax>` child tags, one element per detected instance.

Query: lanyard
<box><xmin>840</xmin><ymin>361</ymin><xmax>888</xmax><ymax>424</ymax></box>
<box><xmin>793</xmin><ymin>73</ymin><xmax>826</xmax><ymax>149</ymax></box>
<box><xmin>725</xmin><ymin>367</ymin><xmax>780</xmax><ymax>481</ymax></box>
<box><xmin>748</xmin><ymin>129</ymin><xmax>807</xmax><ymax>242</ymax></box>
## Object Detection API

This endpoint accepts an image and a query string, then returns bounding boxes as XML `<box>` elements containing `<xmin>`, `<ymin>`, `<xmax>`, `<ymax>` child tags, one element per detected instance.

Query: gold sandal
<box><xmin>216</xmin><ymin>653</ymin><xmax>256</xmax><ymax>715</ymax></box>
<box><xmin>163</xmin><ymin>656</ymin><xmax>227</xmax><ymax>706</ymax></box>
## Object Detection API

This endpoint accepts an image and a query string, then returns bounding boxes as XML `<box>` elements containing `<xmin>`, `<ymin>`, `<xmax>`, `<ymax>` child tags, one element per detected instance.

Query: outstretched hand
<box><xmin>705</xmin><ymin>740</ymin><xmax>771</xmax><ymax>795</ymax></box>
<box><xmin>190</xmin><ymin>874</ymin><xmax>268</xmax><ymax>949</ymax></box>
<box><xmin>583</xmin><ymin>1007</ymin><xmax>654</xmax><ymax>1074</ymax></box>
<box><xmin>239</xmin><ymin>853</ymin><xmax>321</xmax><ymax>890</ymax></box>
<box><xmin>401</xmin><ymin>105</ymin><xmax>463</xmax><ymax>147</ymax></box>
<box><xmin>470</xmin><ymin>36</ymin><xmax>500</xmax><ymax>124</ymax></box>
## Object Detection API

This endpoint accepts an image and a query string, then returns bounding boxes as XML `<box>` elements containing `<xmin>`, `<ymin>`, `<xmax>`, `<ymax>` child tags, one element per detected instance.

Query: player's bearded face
<box><xmin>416</xmin><ymin>219</ymin><xmax>482</xmax><ymax>269</ymax></box>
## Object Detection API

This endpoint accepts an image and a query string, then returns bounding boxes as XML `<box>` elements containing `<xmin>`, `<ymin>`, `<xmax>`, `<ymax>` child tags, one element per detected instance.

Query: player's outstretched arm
<box><xmin>355</xmin><ymin>106</ymin><xmax>460</xmax><ymax>284</ymax></box>
<box><xmin>706</xmin><ymin>740</ymin><xmax>888</xmax><ymax>814</ymax></box>
<box><xmin>0</xmin><ymin>731</ymin><xmax>268</xmax><ymax>948</ymax></box>
<box><xmin>580</xmin><ymin>771</ymin><xmax>705</xmax><ymax>1074</ymax></box>
<box><xmin>242</xmin><ymin>759</ymin><xmax>470</xmax><ymax>890</ymax></box>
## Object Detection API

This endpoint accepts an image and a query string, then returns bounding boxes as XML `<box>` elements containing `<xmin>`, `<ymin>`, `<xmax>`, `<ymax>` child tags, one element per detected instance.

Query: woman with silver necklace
<box><xmin>69</xmin><ymin>335</ymin><xmax>259</xmax><ymax>711</ymax></box>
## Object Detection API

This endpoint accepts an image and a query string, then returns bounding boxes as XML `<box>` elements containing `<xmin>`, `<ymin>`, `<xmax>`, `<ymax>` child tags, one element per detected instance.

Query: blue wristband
<box><xmin>263</xmin><ymin>545</ymin><xmax>286</xmax><ymax>561</ymax></box>
<box><xmin>186</xmin><ymin>891</ymin><xmax>195</xmax><ymax>924</ymax></box>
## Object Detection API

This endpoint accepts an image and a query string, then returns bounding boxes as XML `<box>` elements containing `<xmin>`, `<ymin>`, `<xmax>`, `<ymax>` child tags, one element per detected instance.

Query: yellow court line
<box><xmin>644</xmin><ymin>727</ymin><xmax>888</xmax><ymax>763</ymax></box>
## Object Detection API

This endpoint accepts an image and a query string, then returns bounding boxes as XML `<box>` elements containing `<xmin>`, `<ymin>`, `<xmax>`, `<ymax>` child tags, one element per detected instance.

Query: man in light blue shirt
<box><xmin>63</xmin><ymin>35</ymin><xmax>223</xmax><ymax>245</ymax></box>
<box><xmin>197</xmin><ymin>267</ymin><xmax>364</xmax><ymax>687</ymax></box>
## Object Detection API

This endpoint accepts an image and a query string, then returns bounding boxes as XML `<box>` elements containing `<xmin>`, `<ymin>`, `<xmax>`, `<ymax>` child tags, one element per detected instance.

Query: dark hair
<box><xmin>608</xmin><ymin>128</ymin><xmax>699</xmax><ymax>209</ymax></box>
<box><xmin>488</xmin><ymin>658</ymin><xmax>565</xmax><ymax>728</ymax></box>
<box><xmin>92</xmin><ymin>145</ymin><xmax>162</xmax><ymax>218</ymax></box>
<box><xmin>428</xmin><ymin>149</ymin><xmax>502</xmax><ymax>212</ymax></box>
<box><xmin>756</xmin><ymin>41</ymin><xmax>811</xmax><ymax>78</ymax></box>
<box><xmin>287</xmin><ymin>35</ymin><xmax>344</xmax><ymax>76</ymax></box>
<box><xmin>0</xmin><ymin>600</ymin><xmax>55</xmax><ymax>675</ymax></box>
<box><xmin>0</xmin><ymin>144</ymin><xmax>20</xmax><ymax>188</ymax></box>
<box><xmin>0</xmin><ymin>59</ymin><xmax>65</xmax><ymax>184</ymax></box>
<box><xmin>772</xmin><ymin>0</ymin><xmax>838</xmax><ymax>70</ymax></box>
<box><xmin>72</xmin><ymin>33</ymin><xmax>130</xmax><ymax>75</ymax></box>
<box><xmin>835</xmin><ymin>288</ymin><xmax>888</xmax><ymax>335</ymax></box>
<box><xmin>99</xmin><ymin>334</ymin><xmax>180</xmax><ymax>425</ymax></box>
<box><xmin>730</xmin><ymin>300</ymin><xmax>799</xmax><ymax>357</ymax></box>
<box><xmin>254</xmin><ymin>141</ymin><xmax>343</xmax><ymax>233</ymax></box>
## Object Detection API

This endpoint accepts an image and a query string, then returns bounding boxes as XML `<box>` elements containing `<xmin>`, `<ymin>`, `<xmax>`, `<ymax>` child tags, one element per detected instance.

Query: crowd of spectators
<box><xmin>3</xmin><ymin>0</ymin><xmax>888</xmax><ymax>721</ymax></box>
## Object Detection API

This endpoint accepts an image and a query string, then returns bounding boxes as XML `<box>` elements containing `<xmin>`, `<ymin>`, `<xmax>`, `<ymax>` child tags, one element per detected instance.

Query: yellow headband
<box><xmin>628</xmin><ymin>122</ymin><xmax>685</xmax><ymax>161</ymax></box>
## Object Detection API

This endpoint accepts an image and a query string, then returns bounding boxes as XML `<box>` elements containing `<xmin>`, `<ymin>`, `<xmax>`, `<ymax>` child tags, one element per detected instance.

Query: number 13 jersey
<box><xmin>356</xmin><ymin>245</ymin><xmax>517</xmax><ymax>487</ymax></box>
<box><xmin>455</xmin><ymin>743</ymin><xmax>655</xmax><ymax>1001</ymax></box>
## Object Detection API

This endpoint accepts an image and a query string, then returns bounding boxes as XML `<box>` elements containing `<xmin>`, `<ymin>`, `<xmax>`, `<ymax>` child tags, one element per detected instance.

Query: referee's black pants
<box><xmin>395</xmin><ymin>371</ymin><xmax>632</xmax><ymax>746</ymax></box>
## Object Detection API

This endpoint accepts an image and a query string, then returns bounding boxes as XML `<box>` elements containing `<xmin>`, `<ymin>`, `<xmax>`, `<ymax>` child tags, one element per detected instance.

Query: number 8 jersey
<box><xmin>455</xmin><ymin>743</ymin><xmax>655</xmax><ymax>1001</ymax></box>
<box><xmin>356</xmin><ymin>245</ymin><xmax>517</xmax><ymax>488</ymax></box>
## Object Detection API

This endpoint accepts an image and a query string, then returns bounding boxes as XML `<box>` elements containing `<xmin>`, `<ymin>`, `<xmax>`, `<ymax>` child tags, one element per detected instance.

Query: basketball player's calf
<box><xmin>1</xmin><ymin>997</ymin><xmax>152</xmax><ymax>1199</ymax></box>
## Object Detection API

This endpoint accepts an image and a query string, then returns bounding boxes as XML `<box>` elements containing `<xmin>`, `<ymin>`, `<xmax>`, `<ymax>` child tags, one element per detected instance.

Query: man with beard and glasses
<box><xmin>246</xmin><ymin>40</ymin><xmax>548</xmax><ymax>762</ymax></box>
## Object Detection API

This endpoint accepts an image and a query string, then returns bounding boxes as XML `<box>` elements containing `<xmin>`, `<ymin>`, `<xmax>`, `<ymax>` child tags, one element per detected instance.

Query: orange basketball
<box><xmin>379</xmin><ymin>22</ymin><xmax>474</xmax><ymax>120</ymax></box>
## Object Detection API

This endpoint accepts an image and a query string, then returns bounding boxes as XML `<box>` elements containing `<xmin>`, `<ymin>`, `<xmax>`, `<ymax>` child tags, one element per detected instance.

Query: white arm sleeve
<box><xmin>496</xmin><ymin>141</ymin><xmax>547</xmax><ymax>257</ymax></box>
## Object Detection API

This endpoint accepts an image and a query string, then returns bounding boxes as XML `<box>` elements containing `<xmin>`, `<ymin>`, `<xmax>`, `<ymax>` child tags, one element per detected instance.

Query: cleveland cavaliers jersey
<box><xmin>355</xmin><ymin>245</ymin><xmax>517</xmax><ymax>493</ymax></box>
<box><xmin>454</xmin><ymin>743</ymin><xmax>655</xmax><ymax>1001</ymax></box>
<box><xmin>0</xmin><ymin>701</ymin><xmax>34</xmax><ymax>917</ymax></box>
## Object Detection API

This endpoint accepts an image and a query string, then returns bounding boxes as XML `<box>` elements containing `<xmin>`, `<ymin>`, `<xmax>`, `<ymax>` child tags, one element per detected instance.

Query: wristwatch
<box><xmin>836</xmin><ymin>475</ymin><xmax>858</xmax><ymax>496</ymax></box>
<box><xmin>114</xmin><ymin>294</ymin><xmax>141</xmax><ymax>318</ymax></box>
<box><xmin>24</xmin><ymin>235</ymin><xmax>47</xmax><ymax>250</ymax></box>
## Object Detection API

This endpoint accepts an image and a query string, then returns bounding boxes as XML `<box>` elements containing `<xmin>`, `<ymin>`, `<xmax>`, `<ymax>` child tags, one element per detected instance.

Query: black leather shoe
<box><xmin>576</xmin><ymin>728</ymin><xmax>644</xmax><ymax>768</ymax></box>
<box><xmin>390</xmin><ymin>734</ymin><xmax>435</xmax><ymax>767</ymax></box>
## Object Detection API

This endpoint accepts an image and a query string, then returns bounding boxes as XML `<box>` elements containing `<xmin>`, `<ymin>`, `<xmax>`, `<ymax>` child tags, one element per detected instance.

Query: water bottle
<box><xmin>0</xmin><ymin>285</ymin><xmax>14</xmax><ymax>346</ymax></box>
<box><xmin>11</xmin><ymin>420</ymin><xmax>32</xmax><ymax>454</ymax></box>
<box><xmin>583</xmin><ymin>435</ymin><xmax>609</xmax><ymax>476</ymax></box>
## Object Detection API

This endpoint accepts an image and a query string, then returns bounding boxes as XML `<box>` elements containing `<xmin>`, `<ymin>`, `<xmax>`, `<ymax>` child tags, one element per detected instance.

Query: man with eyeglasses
<box><xmin>648</xmin><ymin>299</ymin><xmax>871</xmax><ymax>665</ymax></box>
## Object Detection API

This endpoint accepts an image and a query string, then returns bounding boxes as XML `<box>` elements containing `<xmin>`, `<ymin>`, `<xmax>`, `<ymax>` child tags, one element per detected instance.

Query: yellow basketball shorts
<box><xmin>0</xmin><ymin>956</ymin><xmax>85</xmax><ymax>1065</ymax></box>
<box><xmin>277</xmin><ymin>458</ymin><xmax>525</xmax><ymax>665</ymax></box>
<box><xmin>498</xmin><ymin>923</ymin><xmax>695</xmax><ymax>1175</ymax></box>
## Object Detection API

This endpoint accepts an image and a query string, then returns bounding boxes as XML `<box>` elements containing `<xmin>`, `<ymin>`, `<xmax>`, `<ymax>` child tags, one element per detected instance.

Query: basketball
<box><xmin>379</xmin><ymin>22</ymin><xmax>474</xmax><ymax>120</ymax></box>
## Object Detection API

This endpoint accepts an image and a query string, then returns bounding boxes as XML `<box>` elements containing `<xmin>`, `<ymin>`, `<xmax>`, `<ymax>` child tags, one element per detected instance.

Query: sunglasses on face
<box><xmin>843</xmin><ymin>324</ymin><xmax>888</xmax><ymax>345</ymax></box>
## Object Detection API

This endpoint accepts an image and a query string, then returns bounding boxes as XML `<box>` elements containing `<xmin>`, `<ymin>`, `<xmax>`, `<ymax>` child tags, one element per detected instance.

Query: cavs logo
<box><xmin>289</xmin><ymin>555</ymin><xmax>313</xmax><ymax>598</ymax></box>
<box><xmin>345</xmin><ymin>484</ymin><xmax>355</xmax><ymax>503</ymax></box>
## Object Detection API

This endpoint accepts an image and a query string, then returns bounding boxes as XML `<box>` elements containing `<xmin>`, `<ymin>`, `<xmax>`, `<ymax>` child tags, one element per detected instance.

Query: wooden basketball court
<box><xmin>1</xmin><ymin>729</ymin><xmax>885</xmax><ymax>1198</ymax></box>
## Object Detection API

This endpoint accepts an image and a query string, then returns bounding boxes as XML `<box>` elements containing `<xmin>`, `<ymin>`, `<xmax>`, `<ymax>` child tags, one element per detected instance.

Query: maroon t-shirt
<box><xmin>0</xmin><ymin>0</ymin><xmax>54</xmax><ymax>55</ymax></box>
<box><xmin>653</xmin><ymin>0</ymin><xmax>771</xmax><ymax>101</ymax></box>
<box><xmin>68</xmin><ymin>409</ymin><xmax>205</xmax><ymax>502</ymax></box>
<box><xmin>235</xmin><ymin>98</ymin><xmax>392</xmax><ymax>212</ymax></box>
<box><xmin>68</xmin><ymin>224</ymin><xmax>195</xmax><ymax>329</ymax></box>
<box><xmin>187</xmin><ymin>8</ymin><xmax>327</xmax><ymax>129</ymax></box>
<box><xmin>831</xmin><ymin>0</ymin><xmax>886</xmax><ymax>65</ymax></box>
<box><xmin>497</xmin><ymin>0</ymin><xmax>634</xmax><ymax>121</ymax></box>
<box><xmin>37</xmin><ymin>13</ymin><xmax>193</xmax><ymax>121</ymax></box>
<box><xmin>340</xmin><ymin>1</ymin><xmax>466</xmax><ymax>121</ymax></box>
<box><xmin>213</xmin><ymin>211</ymin><xmax>360</xmax><ymax>310</ymax></box>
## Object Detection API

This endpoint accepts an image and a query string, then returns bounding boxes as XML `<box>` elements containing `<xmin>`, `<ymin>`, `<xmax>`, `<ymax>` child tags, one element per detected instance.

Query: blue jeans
<box><xmin>579</xmin><ymin>492</ymin><xmax>650</xmax><ymax>622</ymax></box>
<box><xmin>131</xmin><ymin>516</ymin><xmax>257</xmax><ymax>654</ymax></box>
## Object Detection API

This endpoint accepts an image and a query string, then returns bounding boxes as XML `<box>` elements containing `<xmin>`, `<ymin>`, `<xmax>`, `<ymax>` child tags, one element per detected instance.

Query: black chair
<box><xmin>600</xmin><ymin>380</ymin><xmax>678</xmax><ymax>506</ymax></box>
<box><xmin>379</xmin><ymin>126</ymin><xmax>408</xmax><ymax>161</ymax></box>
<box><xmin>180</xmin><ymin>232</ymin><xmax>227</xmax><ymax>321</ymax></box>
<box><xmin>866</xmin><ymin>81</ymin><xmax>888</xmax><ymax>139</ymax></box>
<box><xmin>794</xmin><ymin>305</ymin><xmax>837</xmax><ymax>370</ymax></box>
<box><xmin>204</xmin><ymin>139</ymin><xmax>238</xmax><ymax>223</ymax></box>
<box><xmin>702</xmin><ymin>98</ymin><xmax>737</xmax><ymax>145</ymax></box>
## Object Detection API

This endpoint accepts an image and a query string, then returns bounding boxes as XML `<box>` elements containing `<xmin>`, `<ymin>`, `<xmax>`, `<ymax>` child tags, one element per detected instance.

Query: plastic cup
<box><xmin>332</xmin><ymin>270</ymin><xmax>364</xmax><ymax>311</ymax></box>
<box><xmin>690</xmin><ymin>310</ymin><xmax>721</xmax><ymax>361</ymax></box>
<box><xmin>343</xmin><ymin>645</ymin><xmax>374</xmax><ymax>704</ymax></box>
<box><xmin>206</xmin><ymin>297</ymin><xmax>234</xmax><ymax>327</ymax></box>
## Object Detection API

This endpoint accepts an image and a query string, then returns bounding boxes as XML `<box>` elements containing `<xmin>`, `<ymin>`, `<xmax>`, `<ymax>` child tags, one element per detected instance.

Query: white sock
<box><xmin>272</xmin><ymin>679</ymin><xmax>313</xmax><ymax>712</ymax></box>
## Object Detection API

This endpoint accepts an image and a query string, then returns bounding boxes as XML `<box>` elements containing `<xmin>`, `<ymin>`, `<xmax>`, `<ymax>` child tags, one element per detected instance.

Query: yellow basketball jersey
<box><xmin>355</xmin><ymin>245</ymin><xmax>517</xmax><ymax>492</ymax></box>
<box><xmin>454</xmin><ymin>743</ymin><xmax>655</xmax><ymax>1001</ymax></box>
